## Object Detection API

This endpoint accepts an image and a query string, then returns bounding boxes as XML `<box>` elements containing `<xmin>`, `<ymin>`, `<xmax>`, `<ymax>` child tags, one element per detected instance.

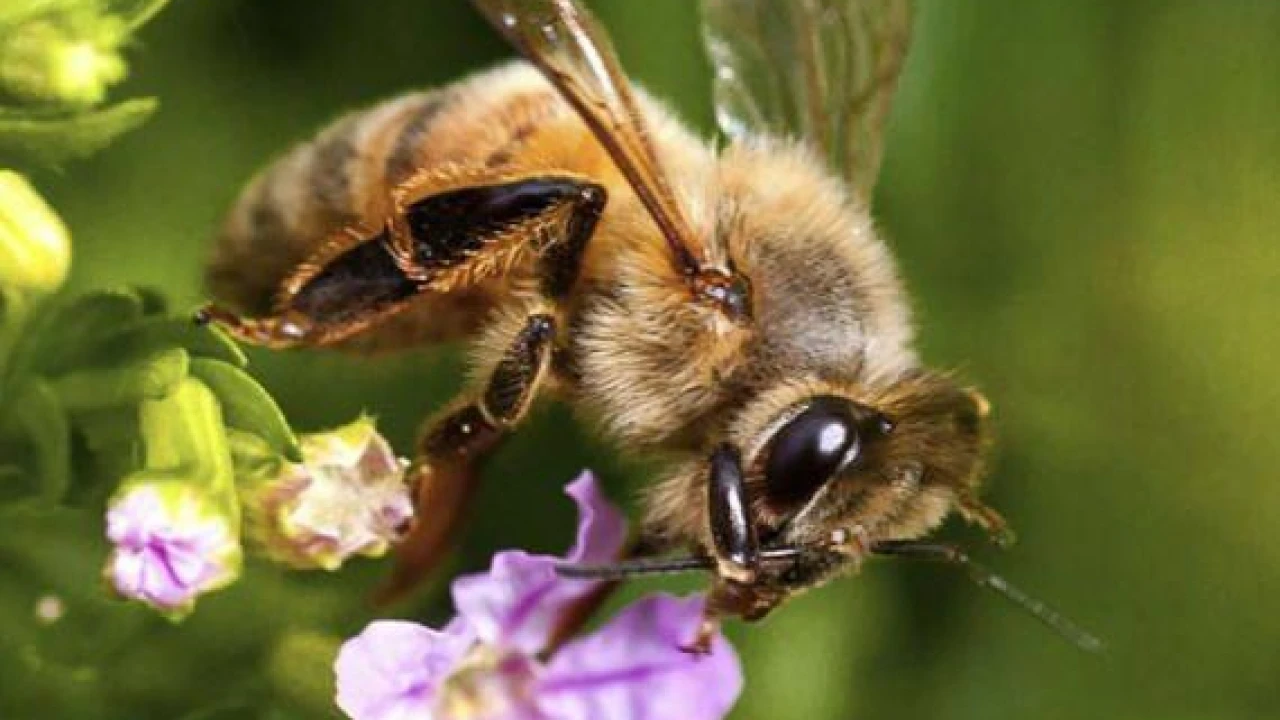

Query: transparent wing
<box><xmin>701</xmin><ymin>0</ymin><xmax>913</xmax><ymax>201</ymax></box>
<box><xmin>471</xmin><ymin>0</ymin><xmax>707</xmax><ymax>272</ymax></box>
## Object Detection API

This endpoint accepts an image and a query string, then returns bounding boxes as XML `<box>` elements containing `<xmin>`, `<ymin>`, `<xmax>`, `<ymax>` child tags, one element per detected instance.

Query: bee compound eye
<box><xmin>763</xmin><ymin>397</ymin><xmax>862</xmax><ymax>508</ymax></box>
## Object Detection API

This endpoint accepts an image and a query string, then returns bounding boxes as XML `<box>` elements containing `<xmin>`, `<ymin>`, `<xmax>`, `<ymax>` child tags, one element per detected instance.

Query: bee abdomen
<box><xmin>208</xmin><ymin>90</ymin><xmax>451</xmax><ymax>314</ymax></box>
<box><xmin>205</xmin><ymin>63</ymin><xmax>581</xmax><ymax>352</ymax></box>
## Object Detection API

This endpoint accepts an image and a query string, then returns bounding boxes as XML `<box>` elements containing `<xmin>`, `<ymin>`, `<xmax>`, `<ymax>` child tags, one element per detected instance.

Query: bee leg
<box><xmin>377</xmin><ymin>178</ymin><xmax>606</xmax><ymax>602</ymax></box>
<box><xmin>376</xmin><ymin>311</ymin><xmax>556</xmax><ymax>603</ymax></box>
<box><xmin>957</xmin><ymin>493</ymin><xmax>1017</xmax><ymax>547</ymax></box>
<box><xmin>195</xmin><ymin>224</ymin><xmax>414</xmax><ymax>349</ymax></box>
<box><xmin>683</xmin><ymin>577</ymin><xmax>782</xmax><ymax>655</ymax></box>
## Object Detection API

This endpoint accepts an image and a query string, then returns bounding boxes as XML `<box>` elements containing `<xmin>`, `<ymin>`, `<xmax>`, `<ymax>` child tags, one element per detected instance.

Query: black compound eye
<box><xmin>763</xmin><ymin>397</ymin><xmax>863</xmax><ymax>508</ymax></box>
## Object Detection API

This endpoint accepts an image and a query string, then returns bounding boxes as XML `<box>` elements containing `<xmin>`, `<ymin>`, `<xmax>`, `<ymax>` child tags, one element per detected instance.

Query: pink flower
<box><xmin>334</xmin><ymin>473</ymin><xmax>742</xmax><ymax>720</ymax></box>
<box><xmin>104</xmin><ymin>483</ymin><xmax>242</xmax><ymax>617</ymax></box>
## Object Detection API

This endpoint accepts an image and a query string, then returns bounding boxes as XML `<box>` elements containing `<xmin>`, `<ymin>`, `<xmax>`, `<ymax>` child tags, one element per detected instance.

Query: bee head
<box><xmin>735</xmin><ymin>370</ymin><xmax>993</xmax><ymax>578</ymax></box>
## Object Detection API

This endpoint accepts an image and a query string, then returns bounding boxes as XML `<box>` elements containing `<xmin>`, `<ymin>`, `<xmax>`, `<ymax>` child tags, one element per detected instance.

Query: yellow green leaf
<box><xmin>189</xmin><ymin>358</ymin><xmax>300</xmax><ymax>462</ymax></box>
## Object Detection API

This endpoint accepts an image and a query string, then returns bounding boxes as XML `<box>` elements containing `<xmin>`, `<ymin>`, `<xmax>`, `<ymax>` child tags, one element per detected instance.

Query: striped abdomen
<box><xmin>205</xmin><ymin>64</ymin><xmax>572</xmax><ymax>349</ymax></box>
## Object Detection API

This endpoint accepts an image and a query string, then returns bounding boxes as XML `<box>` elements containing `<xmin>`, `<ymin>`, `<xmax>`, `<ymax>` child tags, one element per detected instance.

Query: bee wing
<box><xmin>701</xmin><ymin>0</ymin><xmax>913</xmax><ymax>201</ymax></box>
<box><xmin>471</xmin><ymin>0</ymin><xmax>708</xmax><ymax>273</ymax></box>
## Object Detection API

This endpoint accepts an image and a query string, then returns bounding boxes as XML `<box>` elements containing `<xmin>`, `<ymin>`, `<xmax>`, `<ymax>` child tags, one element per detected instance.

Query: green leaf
<box><xmin>224</xmin><ymin>428</ymin><xmax>283</xmax><ymax>480</ymax></box>
<box><xmin>50</xmin><ymin>346</ymin><xmax>188</xmax><ymax>414</ymax></box>
<box><xmin>114</xmin><ymin>0</ymin><xmax>170</xmax><ymax>31</ymax></box>
<box><xmin>68</xmin><ymin>315</ymin><xmax>248</xmax><ymax>372</ymax></box>
<box><xmin>130</xmin><ymin>284</ymin><xmax>169</xmax><ymax>314</ymax></box>
<box><xmin>0</xmin><ymin>0</ymin><xmax>170</xmax><ymax>32</ymax></box>
<box><xmin>28</xmin><ymin>287</ymin><xmax>146</xmax><ymax>374</ymax></box>
<box><xmin>73</xmin><ymin>404</ymin><xmax>140</xmax><ymax>453</ymax></box>
<box><xmin>189</xmin><ymin>358</ymin><xmax>300</xmax><ymax>462</ymax></box>
<box><xmin>0</xmin><ymin>287</ymin><xmax>33</xmax><ymax>384</ymax></box>
<box><xmin>0</xmin><ymin>379</ymin><xmax>70</xmax><ymax>502</ymax></box>
<box><xmin>0</xmin><ymin>98</ymin><xmax>157</xmax><ymax>166</ymax></box>
<box><xmin>2</xmin><ymin>379</ymin><xmax>71</xmax><ymax>505</ymax></box>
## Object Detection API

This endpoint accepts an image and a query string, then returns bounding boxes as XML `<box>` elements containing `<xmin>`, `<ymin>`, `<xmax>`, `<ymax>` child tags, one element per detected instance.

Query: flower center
<box><xmin>435</xmin><ymin>644</ymin><xmax>536</xmax><ymax>720</ymax></box>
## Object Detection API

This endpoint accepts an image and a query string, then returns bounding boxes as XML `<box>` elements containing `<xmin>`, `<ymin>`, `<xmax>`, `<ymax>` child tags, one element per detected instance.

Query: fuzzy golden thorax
<box><xmin>571</xmin><ymin>137</ymin><xmax>917</xmax><ymax>450</ymax></box>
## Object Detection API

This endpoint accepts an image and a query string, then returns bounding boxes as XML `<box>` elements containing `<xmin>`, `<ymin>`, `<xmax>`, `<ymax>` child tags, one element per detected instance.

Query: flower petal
<box><xmin>564</xmin><ymin>472</ymin><xmax>627</xmax><ymax>565</ymax></box>
<box><xmin>335</xmin><ymin>619</ymin><xmax>475</xmax><ymax>720</ymax></box>
<box><xmin>105</xmin><ymin>486</ymin><xmax>160</xmax><ymax>545</ymax></box>
<box><xmin>103</xmin><ymin>484</ymin><xmax>240</xmax><ymax>615</ymax></box>
<box><xmin>536</xmin><ymin>594</ymin><xmax>742</xmax><ymax>720</ymax></box>
<box><xmin>452</xmin><ymin>473</ymin><xmax>628</xmax><ymax>653</ymax></box>
<box><xmin>452</xmin><ymin>551</ymin><xmax>564</xmax><ymax>654</ymax></box>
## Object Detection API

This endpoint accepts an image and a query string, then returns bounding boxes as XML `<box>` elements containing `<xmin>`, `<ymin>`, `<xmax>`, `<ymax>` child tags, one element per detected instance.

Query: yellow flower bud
<box><xmin>0</xmin><ymin>171</ymin><xmax>71</xmax><ymax>296</ymax></box>
<box><xmin>0</xmin><ymin>18</ymin><xmax>128</xmax><ymax>107</ymax></box>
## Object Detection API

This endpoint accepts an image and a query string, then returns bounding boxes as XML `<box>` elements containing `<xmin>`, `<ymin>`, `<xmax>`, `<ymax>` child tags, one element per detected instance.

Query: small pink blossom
<box><xmin>104</xmin><ymin>483</ymin><xmax>242</xmax><ymax>617</ymax></box>
<box><xmin>334</xmin><ymin>473</ymin><xmax>742</xmax><ymax>720</ymax></box>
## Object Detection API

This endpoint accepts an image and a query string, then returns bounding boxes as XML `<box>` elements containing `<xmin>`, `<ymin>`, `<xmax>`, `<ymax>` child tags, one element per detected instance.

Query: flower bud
<box><xmin>244</xmin><ymin>416</ymin><xmax>412</xmax><ymax>571</ymax></box>
<box><xmin>103</xmin><ymin>481</ymin><xmax>242</xmax><ymax>619</ymax></box>
<box><xmin>0</xmin><ymin>171</ymin><xmax>70</xmax><ymax>297</ymax></box>
<box><xmin>0</xmin><ymin>17</ymin><xmax>127</xmax><ymax>107</ymax></box>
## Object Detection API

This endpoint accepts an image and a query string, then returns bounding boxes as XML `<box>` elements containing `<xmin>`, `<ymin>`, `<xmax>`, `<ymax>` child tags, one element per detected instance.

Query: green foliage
<box><xmin>0</xmin><ymin>0</ymin><xmax>165</xmax><ymax>166</ymax></box>
<box><xmin>189</xmin><ymin>359</ymin><xmax>301</xmax><ymax>463</ymax></box>
<box><xmin>0</xmin><ymin>98</ymin><xmax>156</xmax><ymax>165</ymax></box>
<box><xmin>0</xmin><ymin>286</ymin><xmax>293</xmax><ymax>506</ymax></box>
<box><xmin>1</xmin><ymin>377</ymin><xmax>69</xmax><ymax>504</ymax></box>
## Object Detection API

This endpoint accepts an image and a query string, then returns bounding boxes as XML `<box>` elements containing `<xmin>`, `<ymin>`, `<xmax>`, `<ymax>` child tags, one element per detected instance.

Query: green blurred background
<box><xmin>6</xmin><ymin>0</ymin><xmax>1279</xmax><ymax>717</ymax></box>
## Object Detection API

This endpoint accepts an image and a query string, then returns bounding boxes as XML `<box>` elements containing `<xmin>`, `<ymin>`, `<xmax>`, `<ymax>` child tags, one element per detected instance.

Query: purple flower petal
<box><xmin>333</xmin><ymin>474</ymin><xmax>740</xmax><ymax>720</ymax></box>
<box><xmin>453</xmin><ymin>473</ymin><xmax>627</xmax><ymax>654</ymax></box>
<box><xmin>104</xmin><ymin>485</ymin><xmax>239</xmax><ymax>613</ymax></box>
<box><xmin>564</xmin><ymin>471</ymin><xmax>627</xmax><ymax>565</ymax></box>
<box><xmin>455</xmin><ymin>550</ymin><xmax>582</xmax><ymax>656</ymax></box>
<box><xmin>335</xmin><ymin>618</ymin><xmax>475</xmax><ymax>720</ymax></box>
<box><xmin>536</xmin><ymin>594</ymin><xmax>742</xmax><ymax>720</ymax></box>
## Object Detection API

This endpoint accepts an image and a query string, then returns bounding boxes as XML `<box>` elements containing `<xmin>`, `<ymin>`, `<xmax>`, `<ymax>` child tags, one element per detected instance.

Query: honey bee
<box><xmin>199</xmin><ymin>0</ymin><xmax>1097</xmax><ymax>651</ymax></box>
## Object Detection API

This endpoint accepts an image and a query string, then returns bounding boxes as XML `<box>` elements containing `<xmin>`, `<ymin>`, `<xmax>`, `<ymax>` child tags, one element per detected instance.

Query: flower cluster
<box><xmin>101</xmin><ymin>399</ymin><xmax>412</xmax><ymax>615</ymax></box>
<box><xmin>335</xmin><ymin>473</ymin><xmax>743</xmax><ymax>720</ymax></box>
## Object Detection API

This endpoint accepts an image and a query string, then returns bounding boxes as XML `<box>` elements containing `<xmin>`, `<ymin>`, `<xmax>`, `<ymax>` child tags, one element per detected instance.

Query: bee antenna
<box><xmin>556</xmin><ymin>555</ymin><xmax>715</xmax><ymax>580</ymax></box>
<box><xmin>556</xmin><ymin>545</ymin><xmax>810</xmax><ymax>581</ymax></box>
<box><xmin>870</xmin><ymin>540</ymin><xmax>1104</xmax><ymax>653</ymax></box>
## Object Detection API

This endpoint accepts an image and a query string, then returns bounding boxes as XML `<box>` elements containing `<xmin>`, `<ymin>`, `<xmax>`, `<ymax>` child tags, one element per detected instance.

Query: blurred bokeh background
<box><xmin>4</xmin><ymin>0</ymin><xmax>1278</xmax><ymax>717</ymax></box>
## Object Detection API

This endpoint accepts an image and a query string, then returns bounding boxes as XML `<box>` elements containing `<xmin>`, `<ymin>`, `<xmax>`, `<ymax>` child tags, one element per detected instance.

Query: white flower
<box><xmin>247</xmin><ymin>417</ymin><xmax>412</xmax><ymax>571</ymax></box>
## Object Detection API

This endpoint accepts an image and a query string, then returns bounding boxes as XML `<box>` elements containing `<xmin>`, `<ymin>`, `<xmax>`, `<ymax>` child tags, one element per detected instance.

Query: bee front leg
<box><xmin>684</xmin><ymin>577</ymin><xmax>784</xmax><ymax>655</ymax></box>
<box><xmin>377</xmin><ymin>311</ymin><xmax>556</xmax><ymax>603</ymax></box>
<box><xmin>377</xmin><ymin>176</ymin><xmax>607</xmax><ymax>603</ymax></box>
